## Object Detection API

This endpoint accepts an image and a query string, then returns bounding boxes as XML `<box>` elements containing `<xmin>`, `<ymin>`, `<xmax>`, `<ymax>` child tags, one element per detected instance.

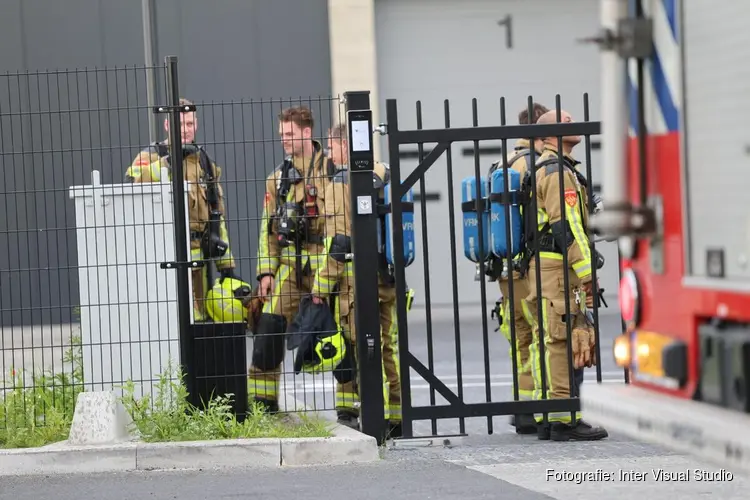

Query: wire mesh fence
<box><xmin>0</xmin><ymin>60</ymin><xmax>354</xmax><ymax>439</ymax></box>
<box><xmin>0</xmin><ymin>65</ymin><xmax>174</xmax><ymax>438</ymax></box>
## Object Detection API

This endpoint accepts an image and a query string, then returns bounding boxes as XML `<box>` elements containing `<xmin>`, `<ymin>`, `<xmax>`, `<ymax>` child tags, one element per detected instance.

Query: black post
<box><xmin>345</xmin><ymin>90</ymin><xmax>386</xmax><ymax>444</ymax></box>
<box><xmin>163</xmin><ymin>55</ymin><xmax>197</xmax><ymax>403</ymax></box>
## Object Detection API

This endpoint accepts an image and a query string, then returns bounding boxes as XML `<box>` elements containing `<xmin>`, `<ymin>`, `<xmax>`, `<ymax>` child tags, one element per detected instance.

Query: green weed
<box><xmin>0</xmin><ymin>336</ymin><xmax>85</xmax><ymax>449</ymax></box>
<box><xmin>1</xmin><ymin>336</ymin><xmax>331</xmax><ymax>449</ymax></box>
<box><xmin>119</xmin><ymin>366</ymin><xmax>333</xmax><ymax>442</ymax></box>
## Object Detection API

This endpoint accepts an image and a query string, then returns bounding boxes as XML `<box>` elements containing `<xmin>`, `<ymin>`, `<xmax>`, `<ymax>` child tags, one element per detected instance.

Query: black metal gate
<box><xmin>370</xmin><ymin>94</ymin><xmax>622</xmax><ymax>440</ymax></box>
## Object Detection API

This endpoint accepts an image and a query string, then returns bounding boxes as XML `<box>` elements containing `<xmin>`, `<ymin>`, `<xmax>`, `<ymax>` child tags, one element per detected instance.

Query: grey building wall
<box><xmin>0</xmin><ymin>0</ymin><xmax>333</xmax><ymax>327</ymax></box>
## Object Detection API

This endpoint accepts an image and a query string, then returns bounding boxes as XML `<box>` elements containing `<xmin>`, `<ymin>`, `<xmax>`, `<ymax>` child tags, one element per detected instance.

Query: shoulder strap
<box><xmin>152</xmin><ymin>141</ymin><xmax>170</xmax><ymax>158</ymax></box>
<box><xmin>539</xmin><ymin>153</ymin><xmax>588</xmax><ymax>187</ymax></box>
<box><xmin>490</xmin><ymin>148</ymin><xmax>532</xmax><ymax>175</ymax></box>
<box><xmin>507</xmin><ymin>148</ymin><xmax>532</xmax><ymax>168</ymax></box>
<box><xmin>572</xmin><ymin>169</ymin><xmax>588</xmax><ymax>188</ymax></box>
<box><xmin>276</xmin><ymin>157</ymin><xmax>303</xmax><ymax>203</ymax></box>
<box><xmin>326</xmin><ymin>158</ymin><xmax>337</xmax><ymax>178</ymax></box>
<box><xmin>332</xmin><ymin>168</ymin><xmax>349</xmax><ymax>184</ymax></box>
<box><xmin>197</xmin><ymin>147</ymin><xmax>221</xmax><ymax>212</ymax></box>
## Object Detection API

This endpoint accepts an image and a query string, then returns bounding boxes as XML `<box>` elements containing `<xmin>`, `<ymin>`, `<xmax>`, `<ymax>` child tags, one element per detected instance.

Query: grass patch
<box><xmin>1</xmin><ymin>337</ymin><xmax>331</xmax><ymax>449</ymax></box>
<box><xmin>0</xmin><ymin>337</ymin><xmax>85</xmax><ymax>449</ymax></box>
<box><xmin>120</xmin><ymin>367</ymin><xmax>333</xmax><ymax>442</ymax></box>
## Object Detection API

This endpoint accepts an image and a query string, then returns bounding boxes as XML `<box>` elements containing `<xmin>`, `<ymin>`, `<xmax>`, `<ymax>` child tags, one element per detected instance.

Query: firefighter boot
<box><xmin>550</xmin><ymin>420</ymin><xmax>609</xmax><ymax>442</ymax></box>
<box><xmin>336</xmin><ymin>410</ymin><xmax>359</xmax><ymax>430</ymax></box>
<box><xmin>513</xmin><ymin>414</ymin><xmax>538</xmax><ymax>435</ymax></box>
<box><xmin>537</xmin><ymin>420</ymin><xmax>551</xmax><ymax>441</ymax></box>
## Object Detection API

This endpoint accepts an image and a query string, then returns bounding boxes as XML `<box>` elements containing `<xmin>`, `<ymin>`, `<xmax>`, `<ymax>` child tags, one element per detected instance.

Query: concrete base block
<box><xmin>68</xmin><ymin>391</ymin><xmax>134</xmax><ymax>446</ymax></box>
<box><xmin>281</xmin><ymin>430</ymin><xmax>379</xmax><ymax>466</ymax></box>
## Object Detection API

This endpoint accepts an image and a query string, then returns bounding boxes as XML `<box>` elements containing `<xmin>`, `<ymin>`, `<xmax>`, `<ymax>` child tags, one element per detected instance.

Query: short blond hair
<box><xmin>328</xmin><ymin>123</ymin><xmax>347</xmax><ymax>140</ymax></box>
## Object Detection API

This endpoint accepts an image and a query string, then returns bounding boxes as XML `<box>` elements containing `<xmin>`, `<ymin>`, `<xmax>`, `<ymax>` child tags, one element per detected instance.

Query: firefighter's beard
<box><xmin>287</xmin><ymin>141</ymin><xmax>312</xmax><ymax>159</ymax></box>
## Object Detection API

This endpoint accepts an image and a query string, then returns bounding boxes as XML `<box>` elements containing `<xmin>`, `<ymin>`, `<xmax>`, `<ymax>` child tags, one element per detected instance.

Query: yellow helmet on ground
<box><xmin>205</xmin><ymin>277</ymin><xmax>253</xmax><ymax>323</ymax></box>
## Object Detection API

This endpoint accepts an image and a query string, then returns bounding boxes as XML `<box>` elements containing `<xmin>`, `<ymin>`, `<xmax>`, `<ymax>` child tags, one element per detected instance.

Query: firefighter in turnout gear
<box><xmin>523</xmin><ymin>110</ymin><xmax>608</xmax><ymax>441</ymax></box>
<box><xmin>250</xmin><ymin>106</ymin><xmax>336</xmax><ymax>413</ymax></box>
<box><xmin>487</xmin><ymin>102</ymin><xmax>548</xmax><ymax>435</ymax></box>
<box><xmin>125</xmin><ymin>98</ymin><xmax>236</xmax><ymax>322</ymax></box>
<box><xmin>313</xmin><ymin>123</ymin><xmax>396</xmax><ymax>433</ymax></box>
<box><xmin>377</xmin><ymin>274</ymin><xmax>404</xmax><ymax>436</ymax></box>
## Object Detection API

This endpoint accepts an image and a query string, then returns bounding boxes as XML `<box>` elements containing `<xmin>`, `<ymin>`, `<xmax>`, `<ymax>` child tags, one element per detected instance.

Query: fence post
<box><xmin>345</xmin><ymin>90</ymin><xmax>386</xmax><ymax>444</ymax></box>
<box><xmin>160</xmin><ymin>55</ymin><xmax>197</xmax><ymax>403</ymax></box>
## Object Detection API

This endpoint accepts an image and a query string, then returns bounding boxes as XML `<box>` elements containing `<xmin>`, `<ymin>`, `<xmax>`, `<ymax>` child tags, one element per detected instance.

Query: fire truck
<box><xmin>583</xmin><ymin>0</ymin><xmax>750</xmax><ymax>473</ymax></box>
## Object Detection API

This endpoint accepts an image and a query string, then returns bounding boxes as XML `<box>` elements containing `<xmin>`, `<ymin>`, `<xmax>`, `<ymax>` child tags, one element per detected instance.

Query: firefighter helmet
<box><xmin>300</xmin><ymin>330</ymin><xmax>347</xmax><ymax>374</ymax></box>
<box><xmin>205</xmin><ymin>277</ymin><xmax>253</xmax><ymax>323</ymax></box>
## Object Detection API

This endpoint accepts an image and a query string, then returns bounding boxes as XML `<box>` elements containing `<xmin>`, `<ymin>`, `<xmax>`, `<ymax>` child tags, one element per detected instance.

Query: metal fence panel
<box><xmin>360</xmin><ymin>94</ymin><xmax>626</xmax><ymax>440</ymax></box>
<box><xmin>1</xmin><ymin>58</ymin><xmax>353</xmax><ymax>434</ymax></box>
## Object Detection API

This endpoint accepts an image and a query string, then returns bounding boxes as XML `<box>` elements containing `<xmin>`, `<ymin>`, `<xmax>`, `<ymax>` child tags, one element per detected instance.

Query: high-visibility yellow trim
<box><xmin>335</xmin><ymin>391</ymin><xmax>360</xmax><ymax>409</ymax></box>
<box><xmin>311</xmin><ymin>275</ymin><xmax>337</xmax><ymax>296</ymax></box>
<box><xmin>386</xmin><ymin>301</ymin><xmax>400</xmax><ymax>380</ymax></box>
<box><xmin>248</xmin><ymin>378</ymin><xmax>278</xmax><ymax>400</ymax></box>
<box><xmin>539</xmin><ymin>251</ymin><xmax>563</xmax><ymax>261</ymax></box>
<box><xmin>573</xmin><ymin>260</ymin><xmax>592</xmax><ymax>280</ymax></box>
<box><xmin>278</xmin><ymin>247</ymin><xmax>326</xmax><ymax>270</ymax></box>
<box><xmin>565</xmin><ymin>199</ymin><xmax>592</xmax><ymax>280</ymax></box>
<box><xmin>262</xmin><ymin>265</ymin><xmax>292</xmax><ymax>315</ymax></box>
<box><xmin>388</xmin><ymin>404</ymin><xmax>402</xmax><ymax>422</ymax></box>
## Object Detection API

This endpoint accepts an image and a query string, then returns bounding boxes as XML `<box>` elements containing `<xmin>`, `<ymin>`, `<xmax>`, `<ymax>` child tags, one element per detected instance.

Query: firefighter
<box><xmin>313</xmin><ymin>123</ymin><xmax>395</xmax><ymax>432</ymax></box>
<box><xmin>250</xmin><ymin>106</ymin><xmax>335</xmax><ymax>413</ymax></box>
<box><xmin>487</xmin><ymin>102</ymin><xmax>548</xmax><ymax>435</ymax></box>
<box><xmin>523</xmin><ymin>109</ymin><xmax>608</xmax><ymax>441</ymax></box>
<box><xmin>125</xmin><ymin>97</ymin><xmax>237</xmax><ymax>322</ymax></box>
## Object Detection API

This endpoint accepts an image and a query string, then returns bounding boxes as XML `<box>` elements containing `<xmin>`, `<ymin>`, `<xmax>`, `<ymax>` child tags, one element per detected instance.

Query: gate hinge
<box><xmin>160</xmin><ymin>260</ymin><xmax>205</xmax><ymax>270</ymax></box>
<box><xmin>578</xmin><ymin>18</ymin><xmax>653</xmax><ymax>59</ymax></box>
<box><xmin>373</xmin><ymin>123</ymin><xmax>388</xmax><ymax>136</ymax></box>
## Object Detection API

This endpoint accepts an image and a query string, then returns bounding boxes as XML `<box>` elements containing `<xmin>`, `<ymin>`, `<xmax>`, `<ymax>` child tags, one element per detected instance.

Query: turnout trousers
<box><xmin>497</xmin><ymin>276</ymin><xmax>536</xmax><ymax>401</ymax></box>
<box><xmin>378</xmin><ymin>280</ymin><xmax>401</xmax><ymax>423</ymax></box>
<box><xmin>248</xmin><ymin>264</ymin><xmax>313</xmax><ymax>406</ymax></box>
<box><xmin>334</xmin><ymin>281</ymin><xmax>391</xmax><ymax>420</ymax></box>
<box><xmin>525</xmin><ymin>257</ymin><xmax>590</xmax><ymax>424</ymax></box>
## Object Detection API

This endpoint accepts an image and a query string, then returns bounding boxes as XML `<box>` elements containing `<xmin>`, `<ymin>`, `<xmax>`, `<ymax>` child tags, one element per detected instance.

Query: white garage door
<box><xmin>375</xmin><ymin>0</ymin><xmax>619</xmax><ymax>311</ymax></box>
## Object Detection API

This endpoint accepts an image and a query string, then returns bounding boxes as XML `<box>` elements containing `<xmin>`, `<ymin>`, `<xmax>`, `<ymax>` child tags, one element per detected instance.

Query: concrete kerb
<box><xmin>0</xmin><ymin>391</ymin><xmax>379</xmax><ymax>477</ymax></box>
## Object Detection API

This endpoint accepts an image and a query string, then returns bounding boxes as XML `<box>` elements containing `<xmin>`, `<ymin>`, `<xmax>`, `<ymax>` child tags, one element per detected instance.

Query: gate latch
<box><xmin>366</xmin><ymin>335</ymin><xmax>375</xmax><ymax>359</ymax></box>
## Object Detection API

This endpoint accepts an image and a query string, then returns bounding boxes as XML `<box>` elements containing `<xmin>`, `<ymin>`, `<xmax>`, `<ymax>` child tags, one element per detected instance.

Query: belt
<box><xmin>190</xmin><ymin>230</ymin><xmax>204</xmax><ymax>241</ymax></box>
<box><xmin>536</xmin><ymin>233</ymin><xmax>560</xmax><ymax>253</ymax></box>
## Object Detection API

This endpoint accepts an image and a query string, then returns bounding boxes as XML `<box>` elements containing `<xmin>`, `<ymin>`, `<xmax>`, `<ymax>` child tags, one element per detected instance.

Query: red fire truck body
<box><xmin>584</xmin><ymin>0</ymin><xmax>750</xmax><ymax>474</ymax></box>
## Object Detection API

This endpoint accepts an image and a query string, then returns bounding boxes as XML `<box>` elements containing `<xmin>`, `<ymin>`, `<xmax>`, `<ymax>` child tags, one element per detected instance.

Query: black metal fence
<box><xmin>346</xmin><ymin>93</ymin><xmax>628</xmax><ymax>441</ymax></box>
<box><xmin>0</xmin><ymin>57</ymin><xmax>356</xmax><ymax>436</ymax></box>
<box><xmin>1</xmin><ymin>54</ymin><xmax>626</xmax><ymax>447</ymax></box>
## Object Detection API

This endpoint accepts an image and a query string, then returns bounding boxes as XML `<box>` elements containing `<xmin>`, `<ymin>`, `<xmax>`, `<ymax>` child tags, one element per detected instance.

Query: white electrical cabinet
<box><xmin>69</xmin><ymin>169</ymin><xmax>191</xmax><ymax>400</ymax></box>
